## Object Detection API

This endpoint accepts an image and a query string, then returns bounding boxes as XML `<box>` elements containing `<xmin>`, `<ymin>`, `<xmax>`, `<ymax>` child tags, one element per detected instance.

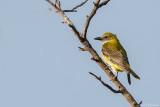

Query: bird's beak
<box><xmin>94</xmin><ymin>37</ymin><xmax>102</xmax><ymax>40</ymax></box>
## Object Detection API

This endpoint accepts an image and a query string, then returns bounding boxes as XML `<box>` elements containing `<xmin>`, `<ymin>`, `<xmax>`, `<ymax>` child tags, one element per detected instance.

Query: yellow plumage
<box><xmin>95</xmin><ymin>33</ymin><xmax>140</xmax><ymax>84</ymax></box>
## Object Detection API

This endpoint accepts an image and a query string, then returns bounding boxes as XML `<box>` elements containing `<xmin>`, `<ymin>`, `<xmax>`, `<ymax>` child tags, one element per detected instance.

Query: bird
<box><xmin>94</xmin><ymin>32</ymin><xmax>140</xmax><ymax>84</ymax></box>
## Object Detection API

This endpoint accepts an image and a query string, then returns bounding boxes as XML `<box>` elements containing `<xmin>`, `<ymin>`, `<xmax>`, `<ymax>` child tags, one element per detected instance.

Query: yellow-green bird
<box><xmin>94</xmin><ymin>32</ymin><xmax>140</xmax><ymax>84</ymax></box>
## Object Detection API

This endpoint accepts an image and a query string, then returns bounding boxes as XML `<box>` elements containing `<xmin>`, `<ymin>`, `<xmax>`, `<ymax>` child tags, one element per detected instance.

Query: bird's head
<box><xmin>94</xmin><ymin>32</ymin><xmax>118</xmax><ymax>44</ymax></box>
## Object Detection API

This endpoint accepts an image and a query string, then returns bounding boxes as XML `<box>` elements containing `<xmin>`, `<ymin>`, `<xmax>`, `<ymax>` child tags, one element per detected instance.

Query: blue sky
<box><xmin>0</xmin><ymin>0</ymin><xmax>160</xmax><ymax>107</ymax></box>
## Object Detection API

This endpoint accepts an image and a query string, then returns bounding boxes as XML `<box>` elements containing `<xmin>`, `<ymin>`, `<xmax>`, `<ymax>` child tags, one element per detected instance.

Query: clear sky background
<box><xmin>0</xmin><ymin>0</ymin><xmax>160</xmax><ymax>107</ymax></box>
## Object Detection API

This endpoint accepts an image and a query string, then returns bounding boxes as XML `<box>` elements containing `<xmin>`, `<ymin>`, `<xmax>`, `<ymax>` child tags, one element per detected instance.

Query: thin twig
<box><xmin>139</xmin><ymin>101</ymin><xmax>142</xmax><ymax>106</ymax></box>
<box><xmin>99</xmin><ymin>0</ymin><xmax>110</xmax><ymax>7</ymax></box>
<box><xmin>46</xmin><ymin>0</ymin><xmax>83</xmax><ymax>42</ymax></box>
<box><xmin>81</xmin><ymin>0</ymin><xmax>100</xmax><ymax>38</ymax></box>
<box><xmin>55</xmin><ymin>0</ymin><xmax>61</xmax><ymax>9</ymax></box>
<box><xmin>78</xmin><ymin>47</ymin><xmax>87</xmax><ymax>51</ymax></box>
<box><xmin>46</xmin><ymin>0</ymin><xmax>59</xmax><ymax>10</ymax></box>
<box><xmin>81</xmin><ymin>0</ymin><xmax>110</xmax><ymax>38</ymax></box>
<box><xmin>91</xmin><ymin>57</ymin><xmax>101</xmax><ymax>62</ymax></box>
<box><xmin>63</xmin><ymin>0</ymin><xmax>88</xmax><ymax>12</ymax></box>
<box><xmin>89</xmin><ymin>72</ymin><xmax>122</xmax><ymax>93</ymax></box>
<box><xmin>48</xmin><ymin>8</ymin><xmax>58</xmax><ymax>13</ymax></box>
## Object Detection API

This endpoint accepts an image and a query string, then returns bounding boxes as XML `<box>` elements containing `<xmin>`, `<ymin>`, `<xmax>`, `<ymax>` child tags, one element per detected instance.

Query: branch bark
<box><xmin>46</xmin><ymin>0</ymin><xmax>141</xmax><ymax>107</ymax></box>
<box><xmin>89</xmin><ymin>72</ymin><xmax>122</xmax><ymax>93</ymax></box>
<box><xmin>63</xmin><ymin>0</ymin><xmax>88</xmax><ymax>12</ymax></box>
<box><xmin>81</xmin><ymin>0</ymin><xmax>110</xmax><ymax>39</ymax></box>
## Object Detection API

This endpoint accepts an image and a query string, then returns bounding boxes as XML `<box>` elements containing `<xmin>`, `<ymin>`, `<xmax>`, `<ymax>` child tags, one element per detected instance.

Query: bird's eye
<box><xmin>105</xmin><ymin>36</ymin><xmax>108</xmax><ymax>38</ymax></box>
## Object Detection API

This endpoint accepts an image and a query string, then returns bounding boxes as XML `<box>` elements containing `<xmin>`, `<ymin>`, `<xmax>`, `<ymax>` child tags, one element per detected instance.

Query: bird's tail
<box><xmin>128</xmin><ymin>69</ymin><xmax>140</xmax><ymax>80</ymax></box>
<box><xmin>127</xmin><ymin>73</ymin><xmax>131</xmax><ymax>85</ymax></box>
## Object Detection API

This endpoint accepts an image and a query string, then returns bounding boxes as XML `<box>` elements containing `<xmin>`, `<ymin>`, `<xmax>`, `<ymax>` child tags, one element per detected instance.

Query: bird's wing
<box><xmin>120</xmin><ymin>48</ymin><xmax>131</xmax><ymax>84</ymax></box>
<box><xmin>102</xmin><ymin>46</ymin><xmax>130</xmax><ymax>71</ymax></box>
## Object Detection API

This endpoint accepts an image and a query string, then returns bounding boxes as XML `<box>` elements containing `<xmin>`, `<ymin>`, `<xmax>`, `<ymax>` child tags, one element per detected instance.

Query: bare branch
<box><xmin>81</xmin><ymin>0</ymin><xmax>110</xmax><ymax>38</ymax></box>
<box><xmin>55</xmin><ymin>0</ymin><xmax>61</xmax><ymax>9</ymax></box>
<box><xmin>46</xmin><ymin>0</ymin><xmax>83</xmax><ymax>42</ymax></box>
<box><xmin>78</xmin><ymin>47</ymin><xmax>87</xmax><ymax>51</ymax></box>
<box><xmin>46</xmin><ymin>0</ymin><xmax>59</xmax><ymax>10</ymax></box>
<box><xmin>81</xmin><ymin>0</ymin><xmax>100</xmax><ymax>38</ymax></box>
<box><xmin>63</xmin><ymin>0</ymin><xmax>88</xmax><ymax>12</ymax></box>
<box><xmin>99</xmin><ymin>0</ymin><xmax>110</xmax><ymax>7</ymax></box>
<box><xmin>139</xmin><ymin>101</ymin><xmax>142</xmax><ymax>105</ymax></box>
<box><xmin>89</xmin><ymin>72</ymin><xmax>122</xmax><ymax>93</ymax></box>
<box><xmin>48</xmin><ymin>8</ymin><xmax>58</xmax><ymax>13</ymax></box>
<box><xmin>91</xmin><ymin>57</ymin><xmax>101</xmax><ymax>62</ymax></box>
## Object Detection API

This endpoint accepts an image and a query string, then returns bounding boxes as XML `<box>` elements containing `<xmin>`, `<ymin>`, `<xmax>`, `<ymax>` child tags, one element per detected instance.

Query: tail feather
<box><xmin>127</xmin><ymin>73</ymin><xmax>131</xmax><ymax>85</ymax></box>
<box><xmin>129</xmin><ymin>69</ymin><xmax>140</xmax><ymax>80</ymax></box>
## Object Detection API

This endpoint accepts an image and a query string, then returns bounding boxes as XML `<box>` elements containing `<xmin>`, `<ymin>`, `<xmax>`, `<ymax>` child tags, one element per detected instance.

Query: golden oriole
<box><xmin>94</xmin><ymin>32</ymin><xmax>140</xmax><ymax>84</ymax></box>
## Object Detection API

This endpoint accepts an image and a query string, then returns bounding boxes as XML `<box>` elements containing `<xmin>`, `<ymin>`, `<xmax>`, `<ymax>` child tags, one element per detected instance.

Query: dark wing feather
<box><xmin>127</xmin><ymin>73</ymin><xmax>131</xmax><ymax>85</ymax></box>
<box><xmin>125</xmin><ymin>55</ymin><xmax>131</xmax><ymax>84</ymax></box>
<box><xmin>102</xmin><ymin>46</ymin><xmax>129</xmax><ymax>71</ymax></box>
<box><xmin>102</xmin><ymin>46</ymin><xmax>132</xmax><ymax>84</ymax></box>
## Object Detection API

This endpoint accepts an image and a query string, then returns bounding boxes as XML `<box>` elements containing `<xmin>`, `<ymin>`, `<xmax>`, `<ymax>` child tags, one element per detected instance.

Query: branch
<box><xmin>89</xmin><ymin>72</ymin><xmax>122</xmax><ymax>93</ymax></box>
<box><xmin>91</xmin><ymin>57</ymin><xmax>101</xmax><ymax>62</ymax></box>
<box><xmin>78</xmin><ymin>47</ymin><xmax>87</xmax><ymax>51</ymax></box>
<box><xmin>81</xmin><ymin>0</ymin><xmax>110</xmax><ymax>38</ymax></box>
<box><xmin>46</xmin><ymin>0</ymin><xmax>83</xmax><ymax>42</ymax></box>
<box><xmin>46</xmin><ymin>0</ymin><xmax>141</xmax><ymax>107</ymax></box>
<box><xmin>46</xmin><ymin>0</ymin><xmax>60</xmax><ymax>11</ymax></box>
<box><xmin>99</xmin><ymin>0</ymin><xmax>110</xmax><ymax>7</ymax></box>
<box><xmin>63</xmin><ymin>0</ymin><xmax>88</xmax><ymax>12</ymax></box>
<box><xmin>139</xmin><ymin>101</ymin><xmax>142</xmax><ymax>106</ymax></box>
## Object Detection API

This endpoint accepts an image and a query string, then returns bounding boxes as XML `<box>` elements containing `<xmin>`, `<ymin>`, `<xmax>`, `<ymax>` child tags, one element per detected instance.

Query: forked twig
<box><xmin>81</xmin><ymin>0</ymin><xmax>110</xmax><ymax>38</ymax></box>
<box><xmin>78</xmin><ymin>47</ymin><xmax>87</xmax><ymax>51</ymax></box>
<box><xmin>46</xmin><ymin>0</ymin><xmax>83</xmax><ymax>42</ymax></box>
<box><xmin>89</xmin><ymin>72</ymin><xmax>122</xmax><ymax>93</ymax></box>
<box><xmin>63</xmin><ymin>0</ymin><xmax>88</xmax><ymax>12</ymax></box>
